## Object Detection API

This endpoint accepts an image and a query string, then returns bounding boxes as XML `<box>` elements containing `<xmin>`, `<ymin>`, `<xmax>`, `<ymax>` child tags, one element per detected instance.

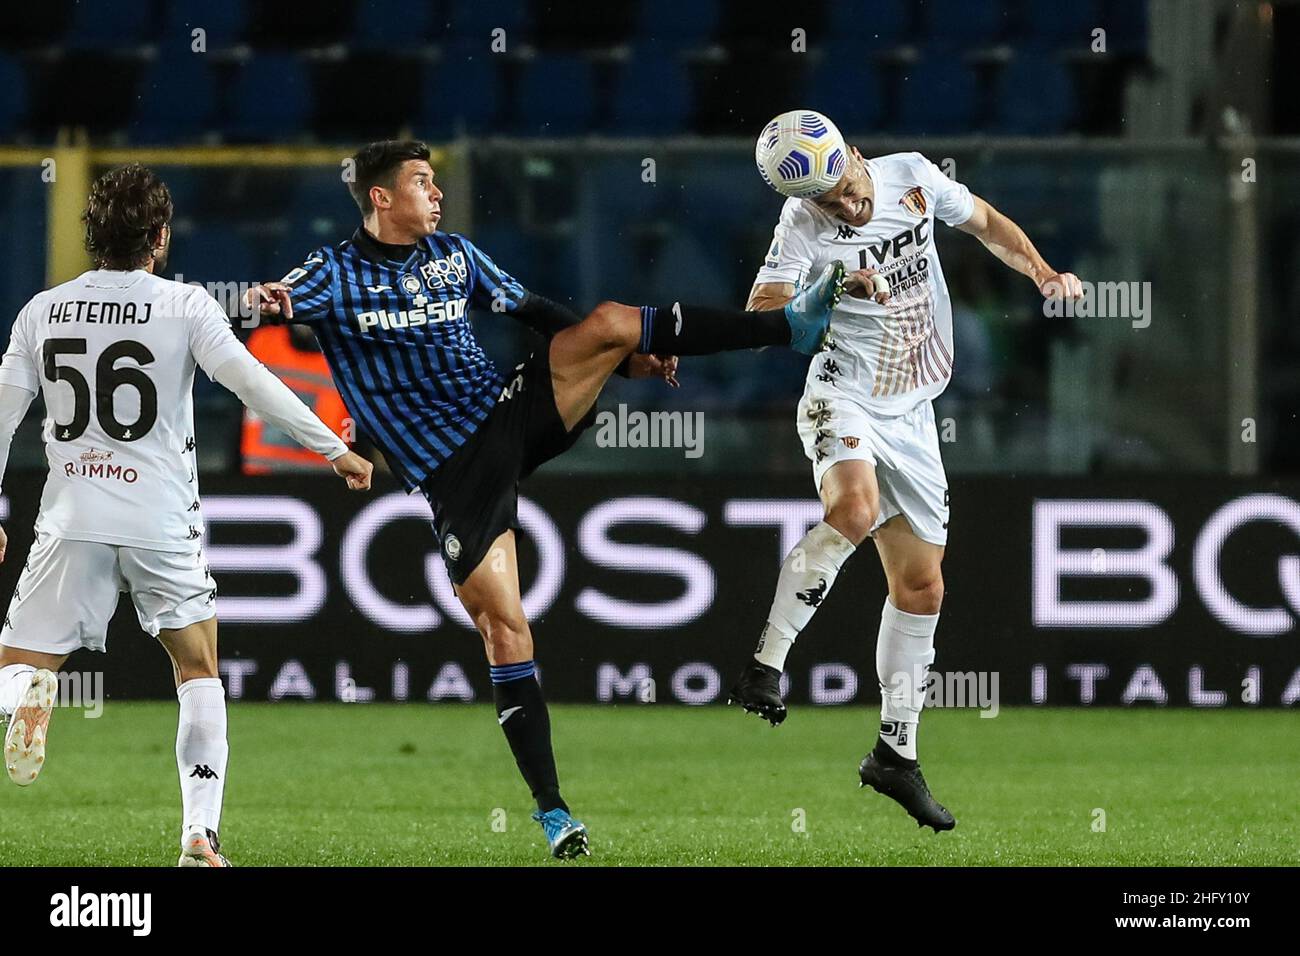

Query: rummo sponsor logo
<box><xmin>1042</xmin><ymin>279</ymin><xmax>1152</xmax><ymax>328</ymax></box>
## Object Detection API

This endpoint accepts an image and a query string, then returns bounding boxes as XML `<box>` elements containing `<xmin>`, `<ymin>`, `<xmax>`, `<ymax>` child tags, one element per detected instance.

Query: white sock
<box><xmin>754</xmin><ymin>521</ymin><xmax>857</xmax><ymax>671</ymax></box>
<box><xmin>176</xmin><ymin>678</ymin><xmax>228</xmax><ymax>835</ymax></box>
<box><xmin>875</xmin><ymin>597</ymin><xmax>938</xmax><ymax>761</ymax></box>
<box><xmin>0</xmin><ymin>663</ymin><xmax>36</xmax><ymax>717</ymax></box>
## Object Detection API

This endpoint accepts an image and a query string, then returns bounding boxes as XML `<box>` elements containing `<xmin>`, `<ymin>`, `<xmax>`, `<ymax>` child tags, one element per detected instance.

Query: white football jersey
<box><xmin>0</xmin><ymin>269</ymin><xmax>249</xmax><ymax>552</ymax></box>
<box><xmin>755</xmin><ymin>151</ymin><xmax>975</xmax><ymax>416</ymax></box>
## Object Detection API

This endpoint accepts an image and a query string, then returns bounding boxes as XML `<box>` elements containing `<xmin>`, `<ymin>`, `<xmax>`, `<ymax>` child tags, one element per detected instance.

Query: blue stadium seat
<box><xmin>895</xmin><ymin>58</ymin><xmax>977</xmax><ymax>135</ymax></box>
<box><xmin>64</xmin><ymin>0</ymin><xmax>155</xmax><ymax>48</ymax></box>
<box><xmin>227</xmin><ymin>55</ymin><xmax>313</xmax><ymax>141</ymax></box>
<box><xmin>166</xmin><ymin>226</ymin><xmax>257</xmax><ymax>290</ymax></box>
<box><xmin>354</xmin><ymin>0</ymin><xmax>442</xmax><ymax>50</ymax></box>
<box><xmin>0</xmin><ymin>55</ymin><xmax>27</xmax><ymax>138</ymax></box>
<box><xmin>634</xmin><ymin>0</ymin><xmax>721</xmax><ymax>50</ymax></box>
<box><xmin>421</xmin><ymin>47</ymin><xmax>503</xmax><ymax>137</ymax></box>
<box><xmin>129</xmin><ymin>53</ymin><xmax>219</xmax><ymax>144</ymax></box>
<box><xmin>445</xmin><ymin>0</ymin><xmax>529</xmax><ymax>44</ymax></box>
<box><xmin>992</xmin><ymin>51</ymin><xmax>1074</xmax><ymax>134</ymax></box>
<box><xmin>1099</xmin><ymin>0</ymin><xmax>1149</xmax><ymax>54</ymax></box>
<box><xmin>164</xmin><ymin>0</ymin><xmax>249</xmax><ymax>48</ymax></box>
<box><xmin>807</xmin><ymin>51</ymin><xmax>885</xmax><ymax>133</ymax></box>
<box><xmin>515</xmin><ymin>56</ymin><xmax>595</xmax><ymax>135</ymax></box>
<box><xmin>826</xmin><ymin>0</ymin><xmax>910</xmax><ymax>46</ymax></box>
<box><xmin>1014</xmin><ymin>0</ymin><xmax>1100</xmax><ymax>45</ymax></box>
<box><xmin>610</xmin><ymin>46</ymin><xmax>691</xmax><ymax>134</ymax></box>
<box><xmin>921</xmin><ymin>0</ymin><xmax>1009</xmax><ymax>46</ymax></box>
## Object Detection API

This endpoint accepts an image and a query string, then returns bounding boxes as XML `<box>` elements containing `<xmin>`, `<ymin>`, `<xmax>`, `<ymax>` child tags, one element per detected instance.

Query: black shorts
<box><xmin>419</xmin><ymin>346</ymin><xmax>595</xmax><ymax>586</ymax></box>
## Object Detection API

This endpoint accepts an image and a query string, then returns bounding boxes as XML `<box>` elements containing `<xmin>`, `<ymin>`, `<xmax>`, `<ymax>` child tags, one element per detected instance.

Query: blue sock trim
<box><xmin>489</xmin><ymin>660</ymin><xmax>536</xmax><ymax>684</ymax></box>
<box><xmin>638</xmin><ymin>305</ymin><xmax>656</xmax><ymax>353</ymax></box>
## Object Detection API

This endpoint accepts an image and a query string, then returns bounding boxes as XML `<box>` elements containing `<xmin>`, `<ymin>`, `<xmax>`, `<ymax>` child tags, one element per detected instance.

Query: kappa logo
<box><xmin>797</xmin><ymin>578</ymin><xmax>829</xmax><ymax>608</ymax></box>
<box><xmin>189</xmin><ymin>764</ymin><xmax>218</xmax><ymax>780</ymax></box>
<box><xmin>445</xmin><ymin>534</ymin><xmax>462</xmax><ymax>561</ymax></box>
<box><xmin>899</xmin><ymin>186</ymin><xmax>927</xmax><ymax>217</ymax></box>
<box><xmin>836</xmin><ymin>224</ymin><xmax>859</xmax><ymax>240</ymax></box>
<box><xmin>184</xmin><ymin>437</ymin><xmax>196</xmax><ymax>453</ymax></box>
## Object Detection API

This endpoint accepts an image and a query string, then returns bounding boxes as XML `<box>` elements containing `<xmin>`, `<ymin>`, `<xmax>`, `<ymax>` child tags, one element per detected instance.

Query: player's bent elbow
<box><xmin>582</xmin><ymin>300</ymin><xmax>641</xmax><ymax>351</ymax></box>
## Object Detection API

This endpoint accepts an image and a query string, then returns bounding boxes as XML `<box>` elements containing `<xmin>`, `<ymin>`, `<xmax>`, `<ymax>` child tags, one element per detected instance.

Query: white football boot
<box><xmin>178</xmin><ymin>825</ymin><xmax>232</xmax><ymax>867</ymax></box>
<box><xmin>4</xmin><ymin>668</ymin><xmax>57</xmax><ymax>786</ymax></box>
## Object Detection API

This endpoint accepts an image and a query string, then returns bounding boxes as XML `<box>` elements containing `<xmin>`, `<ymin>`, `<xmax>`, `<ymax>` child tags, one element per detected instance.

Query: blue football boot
<box><xmin>784</xmin><ymin>260</ymin><xmax>846</xmax><ymax>355</ymax></box>
<box><xmin>532</xmin><ymin>808</ymin><xmax>590</xmax><ymax>859</ymax></box>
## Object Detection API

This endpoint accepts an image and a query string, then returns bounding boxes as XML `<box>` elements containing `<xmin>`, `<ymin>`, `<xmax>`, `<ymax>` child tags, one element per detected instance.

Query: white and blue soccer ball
<box><xmin>754</xmin><ymin>110</ymin><xmax>848</xmax><ymax>199</ymax></box>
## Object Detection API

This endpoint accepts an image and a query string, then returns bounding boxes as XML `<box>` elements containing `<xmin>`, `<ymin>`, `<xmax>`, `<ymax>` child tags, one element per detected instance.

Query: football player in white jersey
<box><xmin>0</xmin><ymin>164</ymin><xmax>373</xmax><ymax>865</ymax></box>
<box><xmin>730</xmin><ymin>112</ymin><xmax>1082</xmax><ymax>831</ymax></box>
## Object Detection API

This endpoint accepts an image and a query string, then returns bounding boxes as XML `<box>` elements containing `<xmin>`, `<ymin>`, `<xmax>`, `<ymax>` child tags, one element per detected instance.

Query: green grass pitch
<box><xmin>1</xmin><ymin>703</ymin><xmax>1295</xmax><ymax>866</ymax></box>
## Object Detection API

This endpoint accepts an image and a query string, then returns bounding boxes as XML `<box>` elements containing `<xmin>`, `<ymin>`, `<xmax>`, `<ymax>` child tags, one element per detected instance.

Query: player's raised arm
<box><xmin>188</xmin><ymin>289</ymin><xmax>373</xmax><ymax>490</ymax></box>
<box><xmin>956</xmin><ymin>195</ymin><xmax>1083</xmax><ymax>302</ymax></box>
<box><xmin>244</xmin><ymin>250</ymin><xmax>336</xmax><ymax>325</ymax></box>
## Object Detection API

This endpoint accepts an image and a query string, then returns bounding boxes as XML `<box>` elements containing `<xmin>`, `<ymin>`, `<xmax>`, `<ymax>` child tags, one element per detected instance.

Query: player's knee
<box><xmin>474</xmin><ymin>609</ymin><xmax>532</xmax><ymax>658</ymax></box>
<box><xmin>826</xmin><ymin>493</ymin><xmax>879</xmax><ymax>545</ymax></box>
<box><xmin>893</xmin><ymin>569</ymin><xmax>944</xmax><ymax>614</ymax></box>
<box><xmin>583</xmin><ymin>300</ymin><xmax>640</xmax><ymax>351</ymax></box>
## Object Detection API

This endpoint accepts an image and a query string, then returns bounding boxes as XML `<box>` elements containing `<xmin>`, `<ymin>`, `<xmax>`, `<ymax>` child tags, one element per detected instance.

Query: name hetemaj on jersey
<box><xmin>47</xmin><ymin>300</ymin><xmax>152</xmax><ymax>324</ymax></box>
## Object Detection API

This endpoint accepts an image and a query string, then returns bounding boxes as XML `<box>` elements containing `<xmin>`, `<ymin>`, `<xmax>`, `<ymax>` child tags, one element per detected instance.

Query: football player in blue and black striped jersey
<box><xmin>248</xmin><ymin>140</ymin><xmax>844</xmax><ymax>859</ymax></box>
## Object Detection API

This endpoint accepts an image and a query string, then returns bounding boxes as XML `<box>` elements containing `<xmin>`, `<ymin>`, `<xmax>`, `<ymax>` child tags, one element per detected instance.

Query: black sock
<box><xmin>636</xmin><ymin>303</ymin><xmax>790</xmax><ymax>355</ymax></box>
<box><xmin>872</xmin><ymin>734</ymin><xmax>918</xmax><ymax>769</ymax></box>
<box><xmin>490</xmin><ymin>662</ymin><xmax>566</xmax><ymax>813</ymax></box>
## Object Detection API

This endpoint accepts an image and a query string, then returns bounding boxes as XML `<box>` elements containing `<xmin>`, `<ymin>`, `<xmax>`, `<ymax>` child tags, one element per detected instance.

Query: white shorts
<box><xmin>0</xmin><ymin>532</ymin><xmax>216</xmax><ymax>656</ymax></box>
<box><xmin>797</xmin><ymin>391</ymin><xmax>950</xmax><ymax>546</ymax></box>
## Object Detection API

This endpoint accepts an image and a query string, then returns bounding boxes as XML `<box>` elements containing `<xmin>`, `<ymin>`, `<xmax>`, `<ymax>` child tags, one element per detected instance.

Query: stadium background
<box><xmin>0</xmin><ymin>0</ymin><xmax>1296</xmax><ymax>711</ymax></box>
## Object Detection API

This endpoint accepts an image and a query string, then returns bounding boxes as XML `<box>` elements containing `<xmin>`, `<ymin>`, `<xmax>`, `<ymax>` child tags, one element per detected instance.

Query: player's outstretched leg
<box><xmin>0</xmin><ymin>663</ymin><xmax>59</xmax><ymax>786</ymax></box>
<box><xmin>546</xmin><ymin>261</ymin><xmax>846</xmax><ymax>434</ymax></box>
<box><xmin>455</xmin><ymin>531</ymin><xmax>589</xmax><ymax>860</ymax></box>
<box><xmin>729</xmin><ymin>461</ymin><xmax>871</xmax><ymax>725</ymax></box>
<box><xmin>859</xmin><ymin>517</ymin><xmax>954</xmax><ymax>832</ymax></box>
<box><xmin>157</xmin><ymin>618</ymin><xmax>233</xmax><ymax>866</ymax></box>
<box><xmin>637</xmin><ymin>260</ymin><xmax>845</xmax><ymax>358</ymax></box>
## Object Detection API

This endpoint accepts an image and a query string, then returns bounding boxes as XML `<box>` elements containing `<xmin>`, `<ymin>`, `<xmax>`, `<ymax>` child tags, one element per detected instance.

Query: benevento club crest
<box><xmin>899</xmin><ymin>186</ymin><xmax>927</xmax><ymax>217</ymax></box>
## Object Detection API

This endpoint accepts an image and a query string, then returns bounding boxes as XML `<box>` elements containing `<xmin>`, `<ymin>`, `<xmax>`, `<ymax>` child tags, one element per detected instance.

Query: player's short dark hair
<box><xmin>348</xmin><ymin>140</ymin><xmax>432</xmax><ymax>215</ymax></box>
<box><xmin>82</xmin><ymin>163</ymin><xmax>173</xmax><ymax>270</ymax></box>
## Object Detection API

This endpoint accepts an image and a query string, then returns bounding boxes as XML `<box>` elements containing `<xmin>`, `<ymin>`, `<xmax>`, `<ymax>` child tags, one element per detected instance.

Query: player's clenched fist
<box><xmin>245</xmin><ymin>281</ymin><xmax>294</xmax><ymax>320</ymax></box>
<box><xmin>1038</xmin><ymin>271</ymin><xmax>1083</xmax><ymax>300</ymax></box>
<box><xmin>331</xmin><ymin>450</ymin><xmax>374</xmax><ymax>491</ymax></box>
<box><xmin>844</xmin><ymin>267</ymin><xmax>892</xmax><ymax>305</ymax></box>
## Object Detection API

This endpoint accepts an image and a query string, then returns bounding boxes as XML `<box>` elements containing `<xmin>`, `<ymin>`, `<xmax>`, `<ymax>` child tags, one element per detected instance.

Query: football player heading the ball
<box><xmin>732</xmin><ymin>110</ymin><xmax>1083</xmax><ymax>832</ymax></box>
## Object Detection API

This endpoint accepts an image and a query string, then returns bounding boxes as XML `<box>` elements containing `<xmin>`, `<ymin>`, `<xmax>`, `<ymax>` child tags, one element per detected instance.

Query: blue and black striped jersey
<box><xmin>280</xmin><ymin>228</ymin><xmax>528</xmax><ymax>489</ymax></box>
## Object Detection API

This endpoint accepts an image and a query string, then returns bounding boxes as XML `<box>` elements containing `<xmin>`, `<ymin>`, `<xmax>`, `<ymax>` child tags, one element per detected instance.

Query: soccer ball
<box><xmin>754</xmin><ymin>110</ymin><xmax>848</xmax><ymax>199</ymax></box>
